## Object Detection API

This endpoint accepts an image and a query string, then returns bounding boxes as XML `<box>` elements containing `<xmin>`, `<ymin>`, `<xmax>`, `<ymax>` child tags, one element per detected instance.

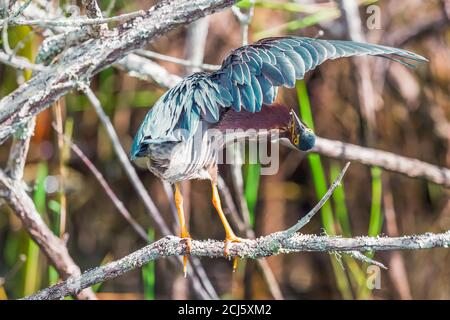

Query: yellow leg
<box><xmin>211</xmin><ymin>182</ymin><xmax>242</xmax><ymax>271</ymax></box>
<box><xmin>174</xmin><ymin>182</ymin><xmax>191</xmax><ymax>277</ymax></box>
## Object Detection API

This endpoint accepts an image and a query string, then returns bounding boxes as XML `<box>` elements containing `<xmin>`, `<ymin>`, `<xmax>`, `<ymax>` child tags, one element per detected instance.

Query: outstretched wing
<box><xmin>209</xmin><ymin>36</ymin><xmax>427</xmax><ymax>113</ymax></box>
<box><xmin>136</xmin><ymin>36</ymin><xmax>427</xmax><ymax>146</ymax></box>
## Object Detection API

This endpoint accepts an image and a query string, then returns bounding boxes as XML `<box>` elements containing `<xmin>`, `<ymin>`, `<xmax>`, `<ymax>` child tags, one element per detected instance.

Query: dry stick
<box><xmin>0</xmin><ymin>50</ymin><xmax>46</xmax><ymax>71</ymax></box>
<box><xmin>82</xmin><ymin>86</ymin><xmax>216</xmax><ymax>300</ymax></box>
<box><xmin>217</xmin><ymin>176</ymin><xmax>247</xmax><ymax>233</ymax></box>
<box><xmin>116</xmin><ymin>54</ymin><xmax>183</xmax><ymax>88</ymax></box>
<box><xmin>282</xmin><ymin>162</ymin><xmax>385</xmax><ymax>269</ymax></box>
<box><xmin>231</xmin><ymin>0</ymin><xmax>255</xmax><ymax>46</ymax></box>
<box><xmin>52</xmin><ymin>100</ymin><xmax>68</xmax><ymax>238</ymax></box>
<box><xmin>0</xmin><ymin>9</ymin><xmax>146</xmax><ymax>28</ymax></box>
<box><xmin>275</xmin><ymin>162</ymin><xmax>384</xmax><ymax>269</ymax></box>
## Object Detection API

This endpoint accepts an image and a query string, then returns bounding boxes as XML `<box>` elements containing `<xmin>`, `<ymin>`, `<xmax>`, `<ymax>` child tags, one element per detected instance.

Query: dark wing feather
<box><xmin>131</xmin><ymin>36</ymin><xmax>427</xmax><ymax>151</ymax></box>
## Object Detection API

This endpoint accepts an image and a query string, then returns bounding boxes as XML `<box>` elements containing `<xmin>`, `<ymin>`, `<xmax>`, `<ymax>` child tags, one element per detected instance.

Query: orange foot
<box><xmin>180</xmin><ymin>231</ymin><xmax>192</xmax><ymax>277</ymax></box>
<box><xmin>224</xmin><ymin>236</ymin><xmax>244</xmax><ymax>272</ymax></box>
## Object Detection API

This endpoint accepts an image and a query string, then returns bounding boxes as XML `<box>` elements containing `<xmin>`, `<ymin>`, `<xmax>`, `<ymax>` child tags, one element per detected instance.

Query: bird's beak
<box><xmin>290</xmin><ymin>110</ymin><xmax>309</xmax><ymax>132</ymax></box>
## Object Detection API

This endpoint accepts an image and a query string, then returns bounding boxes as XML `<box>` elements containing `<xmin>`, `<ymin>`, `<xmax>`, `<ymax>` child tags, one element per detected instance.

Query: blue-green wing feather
<box><xmin>131</xmin><ymin>36</ymin><xmax>427</xmax><ymax>158</ymax></box>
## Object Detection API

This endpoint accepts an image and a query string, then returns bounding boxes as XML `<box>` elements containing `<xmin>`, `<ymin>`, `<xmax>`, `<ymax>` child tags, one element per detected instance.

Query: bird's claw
<box><xmin>180</xmin><ymin>233</ymin><xmax>192</xmax><ymax>277</ymax></box>
<box><xmin>224</xmin><ymin>236</ymin><xmax>244</xmax><ymax>272</ymax></box>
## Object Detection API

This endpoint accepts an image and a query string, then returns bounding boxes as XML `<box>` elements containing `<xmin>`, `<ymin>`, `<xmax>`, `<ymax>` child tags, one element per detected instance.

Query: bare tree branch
<box><xmin>311</xmin><ymin>137</ymin><xmax>450</xmax><ymax>187</ymax></box>
<box><xmin>283</xmin><ymin>162</ymin><xmax>350</xmax><ymax>237</ymax></box>
<box><xmin>24</xmin><ymin>230</ymin><xmax>450</xmax><ymax>300</ymax></box>
<box><xmin>0</xmin><ymin>50</ymin><xmax>47</xmax><ymax>71</ymax></box>
<box><xmin>0</xmin><ymin>9</ymin><xmax>146</xmax><ymax>29</ymax></box>
<box><xmin>183</xmin><ymin>16</ymin><xmax>210</xmax><ymax>74</ymax></box>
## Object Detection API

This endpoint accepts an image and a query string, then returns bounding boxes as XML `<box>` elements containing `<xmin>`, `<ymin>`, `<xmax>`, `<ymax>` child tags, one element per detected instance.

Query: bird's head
<box><xmin>288</xmin><ymin>110</ymin><xmax>316</xmax><ymax>151</ymax></box>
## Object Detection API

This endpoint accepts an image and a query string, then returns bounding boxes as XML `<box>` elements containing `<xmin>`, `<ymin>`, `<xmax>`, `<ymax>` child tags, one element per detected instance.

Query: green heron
<box><xmin>130</xmin><ymin>36</ymin><xmax>426</xmax><ymax>274</ymax></box>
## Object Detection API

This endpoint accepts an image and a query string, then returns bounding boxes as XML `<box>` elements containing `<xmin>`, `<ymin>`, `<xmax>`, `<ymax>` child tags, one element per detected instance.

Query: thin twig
<box><xmin>183</xmin><ymin>16</ymin><xmax>210</xmax><ymax>74</ymax></box>
<box><xmin>0</xmin><ymin>9</ymin><xmax>146</xmax><ymax>29</ymax></box>
<box><xmin>283</xmin><ymin>162</ymin><xmax>351</xmax><ymax>237</ymax></box>
<box><xmin>0</xmin><ymin>50</ymin><xmax>46</xmax><ymax>71</ymax></box>
<box><xmin>347</xmin><ymin>251</ymin><xmax>386</xmax><ymax>269</ymax></box>
<box><xmin>231</xmin><ymin>0</ymin><xmax>255</xmax><ymax>45</ymax></box>
<box><xmin>82</xmin><ymin>0</ymin><xmax>108</xmax><ymax>36</ymax></box>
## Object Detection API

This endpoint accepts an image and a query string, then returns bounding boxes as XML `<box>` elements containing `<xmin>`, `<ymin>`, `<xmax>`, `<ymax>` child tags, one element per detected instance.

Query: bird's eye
<box><xmin>293</xmin><ymin>135</ymin><xmax>299</xmax><ymax>145</ymax></box>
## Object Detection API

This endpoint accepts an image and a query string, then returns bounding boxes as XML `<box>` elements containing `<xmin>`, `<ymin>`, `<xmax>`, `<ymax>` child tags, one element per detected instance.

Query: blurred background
<box><xmin>0</xmin><ymin>0</ymin><xmax>450</xmax><ymax>300</ymax></box>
